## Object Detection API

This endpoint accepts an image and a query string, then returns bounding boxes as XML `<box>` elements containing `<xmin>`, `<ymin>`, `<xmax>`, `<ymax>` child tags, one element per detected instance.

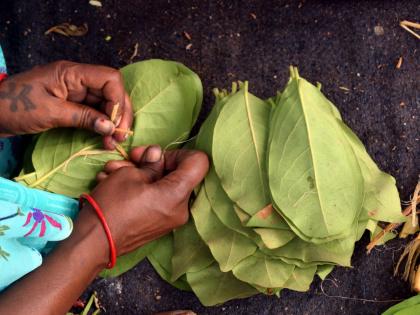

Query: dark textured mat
<box><xmin>0</xmin><ymin>1</ymin><xmax>419</xmax><ymax>314</ymax></box>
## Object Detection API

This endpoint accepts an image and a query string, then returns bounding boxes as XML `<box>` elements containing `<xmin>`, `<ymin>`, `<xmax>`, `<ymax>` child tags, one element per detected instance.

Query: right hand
<box><xmin>75</xmin><ymin>146</ymin><xmax>208</xmax><ymax>265</ymax></box>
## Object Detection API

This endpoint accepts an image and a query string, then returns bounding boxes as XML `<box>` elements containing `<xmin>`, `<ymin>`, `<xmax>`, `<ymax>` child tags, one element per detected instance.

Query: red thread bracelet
<box><xmin>0</xmin><ymin>73</ymin><xmax>8</xmax><ymax>83</ymax></box>
<box><xmin>79</xmin><ymin>193</ymin><xmax>117</xmax><ymax>269</ymax></box>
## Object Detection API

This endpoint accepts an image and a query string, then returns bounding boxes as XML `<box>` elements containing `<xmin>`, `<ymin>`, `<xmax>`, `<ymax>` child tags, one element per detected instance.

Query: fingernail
<box><xmin>143</xmin><ymin>145</ymin><xmax>162</xmax><ymax>163</ymax></box>
<box><xmin>108</xmin><ymin>138</ymin><xmax>118</xmax><ymax>150</ymax></box>
<box><xmin>94</xmin><ymin>118</ymin><xmax>115</xmax><ymax>135</ymax></box>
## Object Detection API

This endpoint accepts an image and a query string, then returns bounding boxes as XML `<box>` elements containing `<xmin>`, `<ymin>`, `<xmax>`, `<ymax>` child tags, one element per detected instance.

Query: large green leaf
<box><xmin>186</xmin><ymin>262</ymin><xmax>258</xmax><ymax>307</ymax></box>
<box><xmin>268</xmin><ymin>68</ymin><xmax>364</xmax><ymax>240</ymax></box>
<box><xmin>212</xmin><ymin>83</ymin><xmax>271</xmax><ymax>215</ymax></box>
<box><xmin>171</xmin><ymin>219</ymin><xmax>213</xmax><ymax>281</ymax></box>
<box><xmin>338</xmin><ymin>122</ymin><xmax>404</xmax><ymax>223</ymax></box>
<box><xmin>194</xmin><ymin>85</ymin><xmax>237</xmax><ymax>155</ymax></box>
<box><xmin>122</xmin><ymin>59</ymin><xmax>203</xmax><ymax>148</ymax></box>
<box><xmin>325</xmin><ymin>97</ymin><xmax>403</xmax><ymax>223</ymax></box>
<box><xmin>24</xmin><ymin>129</ymin><xmax>121</xmax><ymax>197</ymax></box>
<box><xmin>191</xmin><ymin>188</ymin><xmax>257</xmax><ymax>272</ymax></box>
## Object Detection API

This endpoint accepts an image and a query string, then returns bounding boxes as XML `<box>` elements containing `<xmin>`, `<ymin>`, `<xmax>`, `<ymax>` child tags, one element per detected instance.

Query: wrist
<box><xmin>61</xmin><ymin>205</ymin><xmax>110</xmax><ymax>272</ymax></box>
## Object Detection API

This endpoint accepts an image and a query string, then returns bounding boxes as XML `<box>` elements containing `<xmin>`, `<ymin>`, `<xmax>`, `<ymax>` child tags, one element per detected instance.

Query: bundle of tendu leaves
<box><xmin>160</xmin><ymin>68</ymin><xmax>405</xmax><ymax>306</ymax></box>
<box><xmin>17</xmin><ymin>60</ymin><xmax>405</xmax><ymax>306</ymax></box>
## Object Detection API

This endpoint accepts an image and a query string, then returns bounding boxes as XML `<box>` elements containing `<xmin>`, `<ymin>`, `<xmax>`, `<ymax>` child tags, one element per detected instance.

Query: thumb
<box><xmin>56</xmin><ymin>100</ymin><xmax>116</xmax><ymax>136</ymax></box>
<box><xmin>135</xmin><ymin>145</ymin><xmax>165</xmax><ymax>183</ymax></box>
<box><xmin>154</xmin><ymin>150</ymin><xmax>209</xmax><ymax>201</ymax></box>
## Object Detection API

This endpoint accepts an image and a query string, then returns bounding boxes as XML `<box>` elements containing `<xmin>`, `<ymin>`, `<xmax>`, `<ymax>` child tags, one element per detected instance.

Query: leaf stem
<box><xmin>29</xmin><ymin>145</ymin><xmax>100</xmax><ymax>188</ymax></box>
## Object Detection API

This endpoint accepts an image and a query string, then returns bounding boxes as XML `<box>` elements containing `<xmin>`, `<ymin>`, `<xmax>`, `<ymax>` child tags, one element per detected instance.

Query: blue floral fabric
<box><xmin>0</xmin><ymin>178</ymin><xmax>78</xmax><ymax>290</ymax></box>
<box><xmin>0</xmin><ymin>45</ymin><xmax>78</xmax><ymax>291</ymax></box>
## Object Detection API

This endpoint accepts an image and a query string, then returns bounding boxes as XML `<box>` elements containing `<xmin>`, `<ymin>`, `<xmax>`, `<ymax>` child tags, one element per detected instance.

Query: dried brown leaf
<box><xmin>45</xmin><ymin>23</ymin><xmax>88</xmax><ymax>37</ymax></box>
<box><xmin>183</xmin><ymin>31</ymin><xmax>192</xmax><ymax>41</ymax></box>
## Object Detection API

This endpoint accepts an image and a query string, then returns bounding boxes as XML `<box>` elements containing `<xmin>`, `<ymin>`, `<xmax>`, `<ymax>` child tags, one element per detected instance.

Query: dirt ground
<box><xmin>0</xmin><ymin>0</ymin><xmax>419</xmax><ymax>314</ymax></box>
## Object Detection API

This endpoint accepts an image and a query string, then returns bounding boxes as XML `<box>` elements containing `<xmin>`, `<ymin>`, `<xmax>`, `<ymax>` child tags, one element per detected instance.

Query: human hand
<box><xmin>0</xmin><ymin>60</ymin><xmax>132</xmax><ymax>149</ymax></box>
<box><xmin>75</xmin><ymin>146</ymin><xmax>208</xmax><ymax>265</ymax></box>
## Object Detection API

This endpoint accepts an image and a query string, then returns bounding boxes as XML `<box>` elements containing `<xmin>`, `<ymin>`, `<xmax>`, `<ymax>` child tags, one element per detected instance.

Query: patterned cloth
<box><xmin>0</xmin><ymin>46</ymin><xmax>6</xmax><ymax>74</ymax></box>
<box><xmin>0</xmin><ymin>45</ymin><xmax>78</xmax><ymax>291</ymax></box>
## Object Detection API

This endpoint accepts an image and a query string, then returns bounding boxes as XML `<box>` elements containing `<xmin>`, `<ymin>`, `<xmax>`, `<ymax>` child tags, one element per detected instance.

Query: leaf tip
<box><xmin>289</xmin><ymin>66</ymin><xmax>300</xmax><ymax>79</ymax></box>
<box><xmin>231</xmin><ymin>81</ymin><xmax>238</xmax><ymax>94</ymax></box>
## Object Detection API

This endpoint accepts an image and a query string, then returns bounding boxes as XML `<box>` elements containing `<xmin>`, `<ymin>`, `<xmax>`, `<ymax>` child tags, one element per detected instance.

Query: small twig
<box><xmin>114</xmin><ymin>128</ymin><xmax>134</xmax><ymax>136</ymax></box>
<box><xmin>401</xmin><ymin>20</ymin><xmax>420</xmax><ymax>29</ymax></box>
<box><xmin>367</xmin><ymin>193</ymin><xmax>420</xmax><ymax>253</ymax></box>
<box><xmin>115</xmin><ymin>143</ymin><xmax>129</xmax><ymax>160</ymax></box>
<box><xmin>111</xmin><ymin>103</ymin><xmax>134</xmax><ymax>137</ymax></box>
<box><xmin>400</xmin><ymin>20</ymin><xmax>420</xmax><ymax>40</ymax></box>
<box><xmin>339</xmin><ymin>86</ymin><xmax>350</xmax><ymax>92</ymax></box>
<box><xmin>110</xmin><ymin>103</ymin><xmax>120</xmax><ymax>123</ymax></box>
<box><xmin>129</xmin><ymin>43</ymin><xmax>139</xmax><ymax>62</ymax></box>
<box><xmin>411</xmin><ymin>181</ymin><xmax>420</xmax><ymax>227</ymax></box>
<box><xmin>396</xmin><ymin>57</ymin><xmax>403</xmax><ymax>69</ymax></box>
<box><xmin>320</xmin><ymin>279</ymin><xmax>404</xmax><ymax>303</ymax></box>
<box><xmin>163</xmin><ymin>132</ymin><xmax>193</xmax><ymax>152</ymax></box>
<box><xmin>183</xmin><ymin>31</ymin><xmax>192</xmax><ymax>41</ymax></box>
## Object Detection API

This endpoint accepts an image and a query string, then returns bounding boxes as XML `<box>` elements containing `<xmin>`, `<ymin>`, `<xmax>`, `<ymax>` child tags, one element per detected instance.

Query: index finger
<box><xmin>67</xmin><ymin>63</ymin><xmax>133</xmax><ymax>142</ymax></box>
<box><xmin>154</xmin><ymin>149</ymin><xmax>209</xmax><ymax>200</ymax></box>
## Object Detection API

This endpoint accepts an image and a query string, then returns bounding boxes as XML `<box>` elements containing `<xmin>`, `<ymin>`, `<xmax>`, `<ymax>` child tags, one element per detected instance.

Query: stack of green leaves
<box><xmin>152</xmin><ymin>68</ymin><xmax>405</xmax><ymax>306</ymax></box>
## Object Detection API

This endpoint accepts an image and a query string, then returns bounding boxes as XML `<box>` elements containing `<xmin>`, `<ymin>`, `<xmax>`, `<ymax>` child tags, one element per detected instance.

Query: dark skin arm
<box><xmin>0</xmin><ymin>60</ymin><xmax>133</xmax><ymax>149</ymax></box>
<box><xmin>0</xmin><ymin>146</ymin><xmax>209</xmax><ymax>315</ymax></box>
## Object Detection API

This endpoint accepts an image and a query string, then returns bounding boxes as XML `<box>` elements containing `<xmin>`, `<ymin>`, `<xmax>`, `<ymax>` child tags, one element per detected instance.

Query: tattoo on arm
<box><xmin>0</xmin><ymin>82</ymin><xmax>36</xmax><ymax>112</ymax></box>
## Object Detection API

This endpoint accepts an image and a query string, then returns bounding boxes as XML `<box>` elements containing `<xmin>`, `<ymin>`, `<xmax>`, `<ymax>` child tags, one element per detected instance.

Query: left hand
<box><xmin>0</xmin><ymin>60</ymin><xmax>133</xmax><ymax>149</ymax></box>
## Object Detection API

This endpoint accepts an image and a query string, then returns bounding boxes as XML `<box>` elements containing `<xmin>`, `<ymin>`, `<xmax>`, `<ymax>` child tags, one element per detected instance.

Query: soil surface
<box><xmin>0</xmin><ymin>1</ymin><xmax>419</xmax><ymax>314</ymax></box>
